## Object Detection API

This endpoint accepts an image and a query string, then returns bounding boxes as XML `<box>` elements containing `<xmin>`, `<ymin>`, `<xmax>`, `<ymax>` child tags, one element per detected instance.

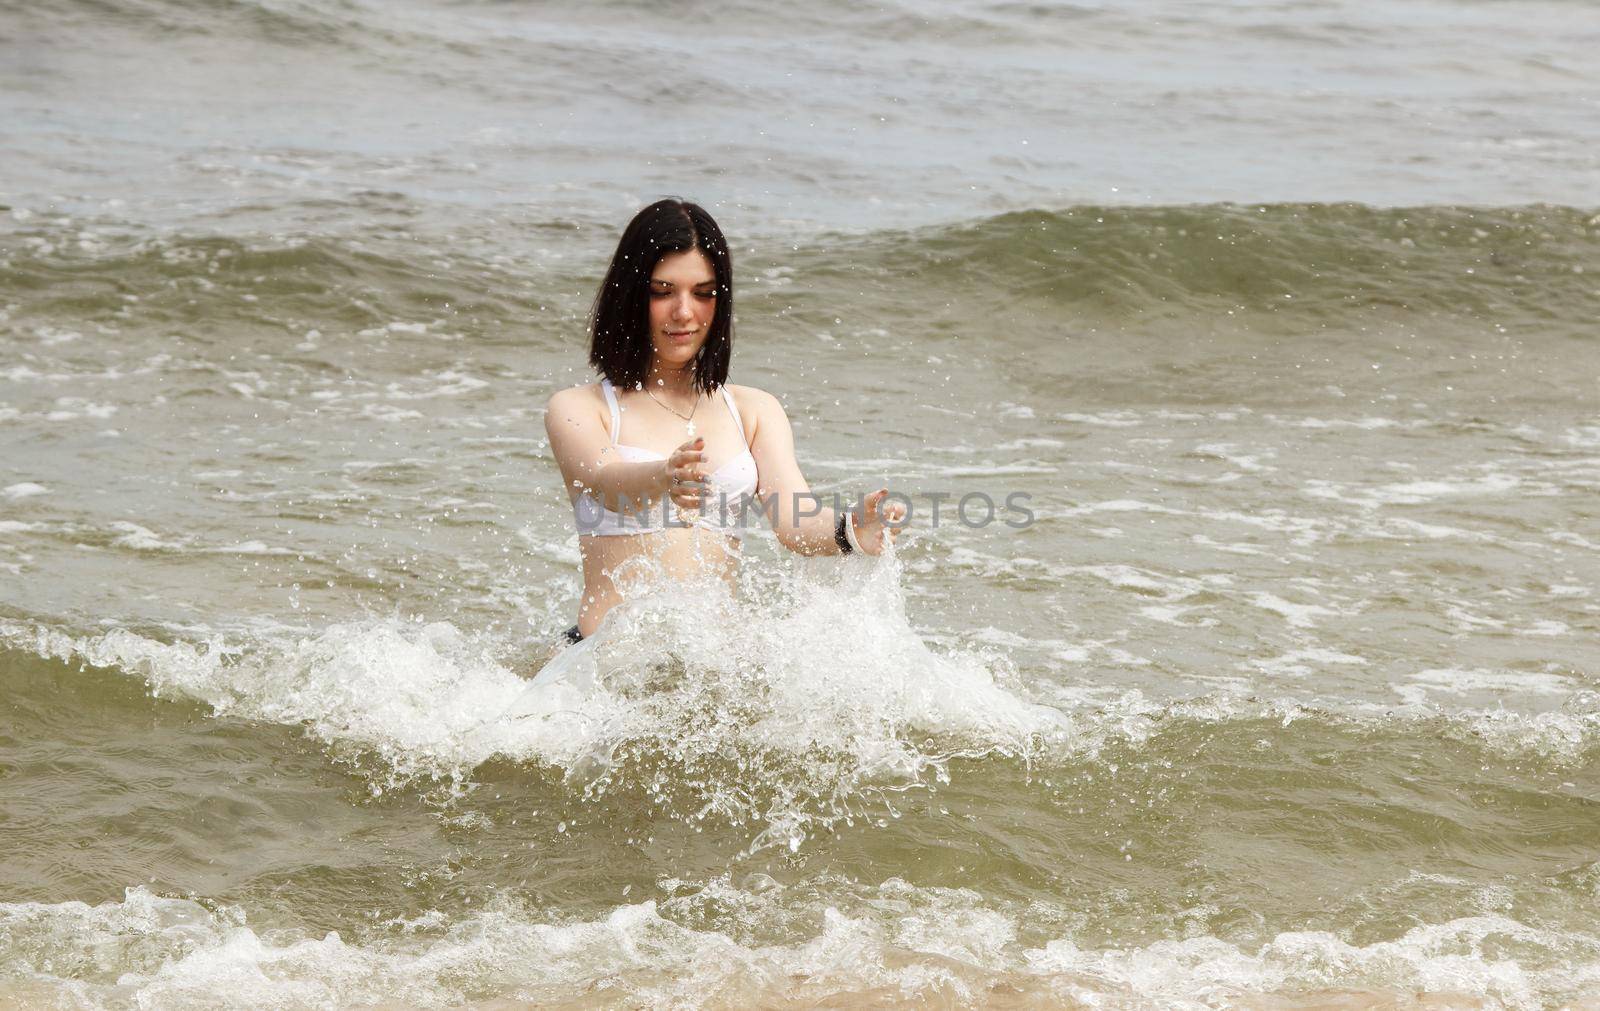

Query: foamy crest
<box><xmin>105</xmin><ymin>521</ymin><xmax>301</xmax><ymax>556</ymax></box>
<box><xmin>1248</xmin><ymin>647</ymin><xmax>1368</xmax><ymax>679</ymax></box>
<box><xmin>3</xmin><ymin>617</ymin><xmax>529</xmax><ymax>786</ymax></box>
<box><xmin>1025</xmin><ymin>914</ymin><xmax>1599</xmax><ymax>1008</ymax></box>
<box><xmin>477</xmin><ymin>554</ymin><xmax>1074</xmax><ymax>844</ymax></box>
<box><xmin>1562</xmin><ymin>424</ymin><xmax>1600</xmax><ymax>449</ymax></box>
<box><xmin>4</xmin><ymin>880</ymin><xmax>1595</xmax><ymax>1009</ymax></box>
<box><xmin>1304</xmin><ymin>471</ymin><xmax>1524</xmax><ymax>509</ymax></box>
<box><xmin>1</xmin><ymin>552</ymin><xmax>1071</xmax><ymax>836</ymax></box>
<box><xmin>2</xmin><ymin>482</ymin><xmax>49</xmax><ymax>501</ymax></box>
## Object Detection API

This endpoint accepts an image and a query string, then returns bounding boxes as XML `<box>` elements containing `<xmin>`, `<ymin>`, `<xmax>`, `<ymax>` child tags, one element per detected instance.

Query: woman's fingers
<box><xmin>669</xmin><ymin>439</ymin><xmax>705</xmax><ymax>466</ymax></box>
<box><xmin>666</xmin><ymin>444</ymin><xmax>704</xmax><ymax>491</ymax></box>
<box><xmin>861</xmin><ymin>489</ymin><xmax>907</xmax><ymax>551</ymax></box>
<box><xmin>868</xmin><ymin>488</ymin><xmax>906</xmax><ymax>524</ymax></box>
<box><xmin>864</xmin><ymin>487</ymin><xmax>886</xmax><ymax>520</ymax></box>
<box><xmin>671</xmin><ymin>459</ymin><xmax>705</xmax><ymax>498</ymax></box>
<box><xmin>658</xmin><ymin>440</ymin><xmax>708</xmax><ymax>516</ymax></box>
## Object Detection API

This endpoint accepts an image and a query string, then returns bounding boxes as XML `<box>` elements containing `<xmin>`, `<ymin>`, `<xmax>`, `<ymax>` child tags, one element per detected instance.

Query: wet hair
<box><xmin>588</xmin><ymin>198</ymin><xmax>734</xmax><ymax>393</ymax></box>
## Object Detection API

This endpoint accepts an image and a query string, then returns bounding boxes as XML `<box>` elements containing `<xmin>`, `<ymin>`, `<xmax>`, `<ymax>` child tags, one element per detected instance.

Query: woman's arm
<box><xmin>740</xmin><ymin>386</ymin><xmax>904</xmax><ymax>555</ymax></box>
<box><xmin>544</xmin><ymin>386</ymin><xmax>705</xmax><ymax>514</ymax></box>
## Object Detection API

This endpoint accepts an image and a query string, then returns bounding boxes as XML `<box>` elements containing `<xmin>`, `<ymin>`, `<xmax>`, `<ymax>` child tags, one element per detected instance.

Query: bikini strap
<box><xmin>599</xmin><ymin>379</ymin><xmax>621</xmax><ymax>444</ymax></box>
<box><xmin>720</xmin><ymin>385</ymin><xmax>748</xmax><ymax>445</ymax></box>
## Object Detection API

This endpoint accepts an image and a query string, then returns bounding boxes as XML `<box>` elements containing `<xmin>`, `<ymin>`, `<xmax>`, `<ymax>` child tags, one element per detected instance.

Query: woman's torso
<box><xmin>567</xmin><ymin>380</ymin><xmax>758</xmax><ymax>636</ymax></box>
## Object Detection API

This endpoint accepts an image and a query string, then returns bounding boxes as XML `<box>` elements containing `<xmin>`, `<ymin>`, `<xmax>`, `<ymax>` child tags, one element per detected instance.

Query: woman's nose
<box><xmin>672</xmin><ymin>294</ymin><xmax>694</xmax><ymax>320</ymax></box>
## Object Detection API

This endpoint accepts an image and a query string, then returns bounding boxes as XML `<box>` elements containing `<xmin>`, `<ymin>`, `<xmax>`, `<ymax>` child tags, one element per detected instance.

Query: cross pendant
<box><xmin>685</xmin><ymin>420</ymin><xmax>696</xmax><ymax>438</ymax></box>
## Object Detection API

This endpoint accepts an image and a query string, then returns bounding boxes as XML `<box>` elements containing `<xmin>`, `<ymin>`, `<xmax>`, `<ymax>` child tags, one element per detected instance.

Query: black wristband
<box><xmin>834</xmin><ymin>511</ymin><xmax>853</xmax><ymax>554</ymax></box>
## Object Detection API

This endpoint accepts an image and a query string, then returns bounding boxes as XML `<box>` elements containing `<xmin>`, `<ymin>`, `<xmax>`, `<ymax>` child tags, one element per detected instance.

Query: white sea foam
<box><xmin>907</xmin><ymin>546</ymin><xmax>1060</xmax><ymax>586</ymax></box>
<box><xmin>33</xmin><ymin>325</ymin><xmax>81</xmax><ymax>345</ymax></box>
<box><xmin>1050</xmin><ymin>642</ymin><xmax>1153</xmax><ymax>670</ymax></box>
<box><xmin>1520</xmin><ymin>619</ymin><xmax>1570</xmax><ymax>637</ymax></box>
<box><xmin>2</xmin><ymin>881</ymin><xmax>1594</xmax><ymax>1010</ymax></box>
<box><xmin>1378</xmin><ymin>516</ymin><xmax>1504</xmax><ymax>542</ymax></box>
<box><xmin>0</xmin><ymin>555</ymin><xmax>1071</xmax><ymax>836</ymax></box>
<box><xmin>108</xmin><ymin>521</ymin><xmax>180</xmax><ymax>551</ymax></box>
<box><xmin>1070</xmin><ymin>563</ymin><xmax>1209</xmax><ymax>601</ymax></box>
<box><xmin>1562</xmin><ymin>424</ymin><xmax>1600</xmax><ymax>448</ymax></box>
<box><xmin>7</xmin><ymin>616</ymin><xmax>530</xmax><ymax>784</ymax></box>
<box><xmin>1140</xmin><ymin>603</ymin><xmax>1219</xmax><ymax>627</ymax></box>
<box><xmin>1403</xmin><ymin>667</ymin><xmax>1574</xmax><ymax>698</ymax></box>
<box><xmin>360</xmin><ymin>403</ymin><xmax>424</xmax><ymax>422</ymax></box>
<box><xmin>1057</xmin><ymin>500</ymin><xmax>1329</xmax><ymax>546</ymax></box>
<box><xmin>514</xmin><ymin>528</ymin><xmax>582</xmax><ymax>566</ymax></box>
<box><xmin>1305</xmin><ymin>471</ymin><xmax>1523</xmax><ymax>508</ymax></box>
<box><xmin>103</xmin><ymin>521</ymin><xmax>299</xmax><ymax>556</ymax></box>
<box><xmin>1188</xmin><ymin>442</ymin><xmax>1274</xmax><ymax>473</ymax></box>
<box><xmin>929</xmin><ymin>462</ymin><xmax>1057</xmax><ymax>476</ymax></box>
<box><xmin>1267</xmin><ymin>415</ymin><xmax>1406</xmax><ymax>430</ymax></box>
<box><xmin>1550</xmin><ymin>530</ymin><xmax>1600</xmax><ymax>551</ymax></box>
<box><xmin>384</xmin><ymin>370</ymin><xmax>490</xmax><ymax>399</ymax></box>
<box><xmin>2</xmin><ymin>400</ymin><xmax>122</xmax><ymax>423</ymax></box>
<box><xmin>2</xmin><ymin>482</ymin><xmax>49</xmax><ymax>501</ymax></box>
<box><xmin>993</xmin><ymin>437</ymin><xmax>1066</xmax><ymax>450</ymax></box>
<box><xmin>1444</xmin><ymin>603</ymin><xmax>1506</xmax><ymax>631</ymax></box>
<box><xmin>1247</xmin><ymin>591</ymin><xmax>1338</xmax><ymax>628</ymax></box>
<box><xmin>1056</xmin><ymin>410</ymin><xmax>1142</xmax><ymax>427</ymax></box>
<box><xmin>1190</xmin><ymin>533</ymin><xmax>1266</xmax><ymax>555</ymax></box>
<box><xmin>1247</xmin><ymin>647</ymin><xmax>1368</xmax><ymax>679</ymax></box>
<box><xmin>477</xmin><ymin>558</ymin><xmax>1074</xmax><ymax>839</ymax></box>
<box><xmin>208</xmin><ymin>540</ymin><xmax>298</xmax><ymax>556</ymax></box>
<box><xmin>1058</xmin><ymin>498</ymin><xmax>1173</xmax><ymax>516</ymax></box>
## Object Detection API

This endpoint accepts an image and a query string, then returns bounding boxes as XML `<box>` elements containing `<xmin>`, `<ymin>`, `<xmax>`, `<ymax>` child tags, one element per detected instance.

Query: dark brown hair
<box><xmin>588</xmin><ymin>199</ymin><xmax>734</xmax><ymax>393</ymax></box>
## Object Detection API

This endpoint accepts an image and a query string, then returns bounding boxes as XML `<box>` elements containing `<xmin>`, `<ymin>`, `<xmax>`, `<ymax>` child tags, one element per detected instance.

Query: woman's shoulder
<box><xmin>544</xmin><ymin>383</ymin><xmax>610</xmax><ymax>436</ymax></box>
<box><xmin>723</xmin><ymin>384</ymin><xmax>786</xmax><ymax>443</ymax></box>
<box><xmin>723</xmin><ymin>383</ymin><xmax>783</xmax><ymax>414</ymax></box>
<box><xmin>547</xmin><ymin>382</ymin><xmax>605</xmax><ymax>410</ymax></box>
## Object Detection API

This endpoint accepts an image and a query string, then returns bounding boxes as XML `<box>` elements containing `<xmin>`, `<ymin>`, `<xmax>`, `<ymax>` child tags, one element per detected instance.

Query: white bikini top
<box><xmin>574</xmin><ymin>379</ymin><xmax>759</xmax><ymax>538</ymax></box>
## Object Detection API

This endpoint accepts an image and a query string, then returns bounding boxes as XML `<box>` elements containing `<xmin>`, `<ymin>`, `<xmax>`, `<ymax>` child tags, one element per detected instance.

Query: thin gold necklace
<box><xmin>644</xmin><ymin>385</ymin><xmax>701</xmax><ymax>437</ymax></box>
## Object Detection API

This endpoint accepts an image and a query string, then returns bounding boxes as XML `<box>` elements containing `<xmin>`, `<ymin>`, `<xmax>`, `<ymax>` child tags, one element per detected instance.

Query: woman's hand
<box><xmin>852</xmin><ymin>487</ymin><xmax>907</xmax><ymax>556</ymax></box>
<box><xmin>665</xmin><ymin>437</ymin><xmax>706</xmax><ymax>514</ymax></box>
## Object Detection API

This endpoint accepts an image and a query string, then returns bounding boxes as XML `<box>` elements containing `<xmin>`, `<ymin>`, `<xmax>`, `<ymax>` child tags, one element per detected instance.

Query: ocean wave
<box><xmin>3</xmin><ymin>551</ymin><xmax>1596</xmax><ymax>855</ymax></box>
<box><xmin>818</xmin><ymin>202</ymin><xmax>1600</xmax><ymax>328</ymax></box>
<box><xmin>0</xmin><ymin>556</ymin><xmax>1071</xmax><ymax>843</ymax></box>
<box><xmin>0</xmin><ymin>224</ymin><xmax>539</xmax><ymax>339</ymax></box>
<box><xmin>14</xmin><ymin>0</ymin><xmax>428</xmax><ymax>51</ymax></box>
<box><xmin>5</xmin><ymin>203</ymin><xmax>1595</xmax><ymax>346</ymax></box>
<box><xmin>3</xmin><ymin>877</ymin><xmax>1596</xmax><ymax>1009</ymax></box>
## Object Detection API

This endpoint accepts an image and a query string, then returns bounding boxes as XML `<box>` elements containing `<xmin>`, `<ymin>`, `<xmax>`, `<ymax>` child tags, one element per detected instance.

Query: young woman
<box><xmin>544</xmin><ymin>199</ymin><xmax>905</xmax><ymax>642</ymax></box>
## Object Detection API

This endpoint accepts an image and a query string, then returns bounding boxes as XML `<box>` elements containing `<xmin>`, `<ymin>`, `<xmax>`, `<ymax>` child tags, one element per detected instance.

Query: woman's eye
<box><xmin>695</xmin><ymin>291</ymin><xmax>716</xmax><ymax>300</ymax></box>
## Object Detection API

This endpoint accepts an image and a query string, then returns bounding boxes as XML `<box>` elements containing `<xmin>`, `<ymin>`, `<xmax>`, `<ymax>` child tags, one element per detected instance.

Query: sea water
<box><xmin>2</xmin><ymin>0</ymin><xmax>1599</xmax><ymax>1005</ymax></box>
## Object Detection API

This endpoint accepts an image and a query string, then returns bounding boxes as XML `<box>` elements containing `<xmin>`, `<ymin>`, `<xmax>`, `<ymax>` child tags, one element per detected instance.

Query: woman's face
<box><xmin>647</xmin><ymin>248</ymin><xmax>718</xmax><ymax>372</ymax></box>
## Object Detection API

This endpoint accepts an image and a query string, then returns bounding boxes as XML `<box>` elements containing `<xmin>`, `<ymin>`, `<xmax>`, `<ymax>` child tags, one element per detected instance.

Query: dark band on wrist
<box><xmin>834</xmin><ymin>511</ymin><xmax>853</xmax><ymax>554</ymax></box>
